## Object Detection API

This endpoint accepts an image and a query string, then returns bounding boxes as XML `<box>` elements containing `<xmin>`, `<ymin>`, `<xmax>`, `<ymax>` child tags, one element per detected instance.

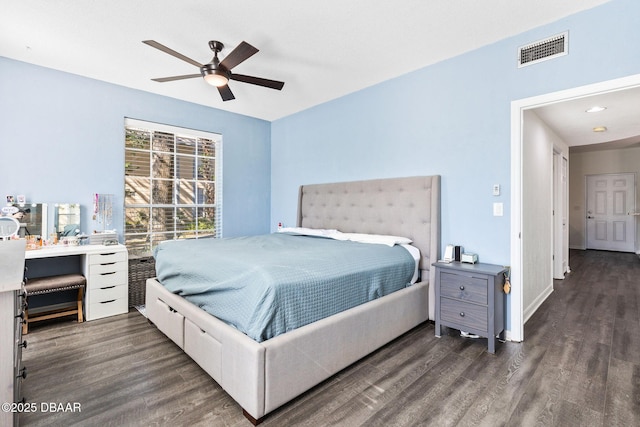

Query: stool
<box><xmin>23</xmin><ymin>273</ymin><xmax>86</xmax><ymax>334</ymax></box>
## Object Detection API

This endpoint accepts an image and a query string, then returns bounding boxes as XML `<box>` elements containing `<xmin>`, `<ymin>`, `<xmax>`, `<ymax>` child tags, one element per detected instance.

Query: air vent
<box><xmin>518</xmin><ymin>32</ymin><xmax>568</xmax><ymax>68</ymax></box>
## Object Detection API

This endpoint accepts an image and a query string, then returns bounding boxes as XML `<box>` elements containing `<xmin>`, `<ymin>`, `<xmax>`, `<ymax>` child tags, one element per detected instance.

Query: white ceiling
<box><xmin>534</xmin><ymin>86</ymin><xmax>640</xmax><ymax>152</ymax></box>
<box><xmin>1</xmin><ymin>0</ymin><xmax>616</xmax><ymax>123</ymax></box>
<box><xmin>4</xmin><ymin>1</ymin><xmax>639</xmax><ymax>152</ymax></box>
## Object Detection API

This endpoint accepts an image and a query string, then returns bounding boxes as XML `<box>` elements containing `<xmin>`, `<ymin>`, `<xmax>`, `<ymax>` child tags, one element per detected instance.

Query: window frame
<box><xmin>123</xmin><ymin>118</ymin><xmax>223</xmax><ymax>256</ymax></box>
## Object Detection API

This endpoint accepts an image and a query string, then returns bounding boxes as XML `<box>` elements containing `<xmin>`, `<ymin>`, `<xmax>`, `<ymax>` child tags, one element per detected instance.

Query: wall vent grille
<box><xmin>518</xmin><ymin>32</ymin><xmax>568</xmax><ymax>68</ymax></box>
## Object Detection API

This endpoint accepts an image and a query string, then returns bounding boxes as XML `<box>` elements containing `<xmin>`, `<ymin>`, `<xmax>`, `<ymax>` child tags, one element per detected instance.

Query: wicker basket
<box><xmin>128</xmin><ymin>255</ymin><xmax>156</xmax><ymax>307</ymax></box>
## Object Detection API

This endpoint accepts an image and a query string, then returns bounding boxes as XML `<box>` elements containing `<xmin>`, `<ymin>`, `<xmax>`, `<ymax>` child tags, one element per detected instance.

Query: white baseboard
<box><xmin>523</xmin><ymin>283</ymin><xmax>554</xmax><ymax>325</ymax></box>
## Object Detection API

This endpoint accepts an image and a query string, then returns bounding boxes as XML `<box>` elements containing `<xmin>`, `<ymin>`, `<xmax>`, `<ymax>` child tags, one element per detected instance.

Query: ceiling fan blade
<box><xmin>143</xmin><ymin>40</ymin><xmax>203</xmax><ymax>68</ymax></box>
<box><xmin>151</xmin><ymin>74</ymin><xmax>202</xmax><ymax>82</ymax></box>
<box><xmin>219</xmin><ymin>41</ymin><xmax>259</xmax><ymax>70</ymax></box>
<box><xmin>217</xmin><ymin>85</ymin><xmax>235</xmax><ymax>101</ymax></box>
<box><xmin>230</xmin><ymin>74</ymin><xmax>285</xmax><ymax>90</ymax></box>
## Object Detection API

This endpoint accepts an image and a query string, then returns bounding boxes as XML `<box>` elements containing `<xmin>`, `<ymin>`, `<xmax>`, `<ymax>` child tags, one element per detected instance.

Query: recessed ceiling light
<box><xmin>592</xmin><ymin>126</ymin><xmax>607</xmax><ymax>132</ymax></box>
<box><xmin>586</xmin><ymin>106</ymin><xmax>607</xmax><ymax>113</ymax></box>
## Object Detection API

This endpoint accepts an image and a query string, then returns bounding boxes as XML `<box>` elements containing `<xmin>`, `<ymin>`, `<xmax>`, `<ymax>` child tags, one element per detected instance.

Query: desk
<box><xmin>26</xmin><ymin>244</ymin><xmax>128</xmax><ymax>321</ymax></box>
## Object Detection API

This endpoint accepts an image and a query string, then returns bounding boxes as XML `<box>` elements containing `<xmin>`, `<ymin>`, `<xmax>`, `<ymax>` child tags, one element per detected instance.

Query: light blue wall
<box><xmin>271</xmin><ymin>0</ymin><xmax>640</xmax><ymax>329</ymax></box>
<box><xmin>271</xmin><ymin>0</ymin><xmax>640</xmax><ymax>266</ymax></box>
<box><xmin>0</xmin><ymin>57</ymin><xmax>271</xmax><ymax>239</ymax></box>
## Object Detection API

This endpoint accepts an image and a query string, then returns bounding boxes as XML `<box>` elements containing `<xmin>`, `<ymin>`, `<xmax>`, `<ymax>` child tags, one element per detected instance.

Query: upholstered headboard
<box><xmin>297</xmin><ymin>175</ymin><xmax>441</xmax><ymax>319</ymax></box>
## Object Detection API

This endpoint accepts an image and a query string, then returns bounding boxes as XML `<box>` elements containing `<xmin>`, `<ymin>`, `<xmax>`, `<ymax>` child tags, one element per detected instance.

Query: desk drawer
<box><xmin>87</xmin><ymin>297</ymin><xmax>127</xmax><ymax>321</ymax></box>
<box><xmin>90</xmin><ymin>284</ymin><xmax>127</xmax><ymax>302</ymax></box>
<box><xmin>89</xmin><ymin>270</ymin><xmax>127</xmax><ymax>288</ymax></box>
<box><xmin>88</xmin><ymin>251</ymin><xmax>127</xmax><ymax>265</ymax></box>
<box><xmin>90</xmin><ymin>261</ymin><xmax>127</xmax><ymax>276</ymax></box>
<box><xmin>440</xmin><ymin>298</ymin><xmax>488</xmax><ymax>332</ymax></box>
<box><xmin>440</xmin><ymin>272</ymin><xmax>488</xmax><ymax>304</ymax></box>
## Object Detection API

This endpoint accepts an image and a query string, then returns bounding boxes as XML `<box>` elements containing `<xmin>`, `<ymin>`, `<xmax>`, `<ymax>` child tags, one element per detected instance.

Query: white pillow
<box><xmin>339</xmin><ymin>232</ymin><xmax>412</xmax><ymax>247</ymax></box>
<box><xmin>278</xmin><ymin>228</ymin><xmax>412</xmax><ymax>247</ymax></box>
<box><xmin>277</xmin><ymin>227</ymin><xmax>338</xmax><ymax>238</ymax></box>
<box><xmin>400</xmin><ymin>243</ymin><xmax>421</xmax><ymax>283</ymax></box>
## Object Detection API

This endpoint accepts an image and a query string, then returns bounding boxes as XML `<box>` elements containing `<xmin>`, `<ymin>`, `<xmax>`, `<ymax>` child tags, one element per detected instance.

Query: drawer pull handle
<box><xmin>100</xmin><ymin>300</ymin><xmax>116</xmax><ymax>304</ymax></box>
<box><xmin>459</xmin><ymin>285</ymin><xmax>465</xmax><ymax>291</ymax></box>
<box><xmin>100</xmin><ymin>272</ymin><xmax>116</xmax><ymax>276</ymax></box>
<box><xmin>100</xmin><ymin>253</ymin><xmax>116</xmax><ymax>256</ymax></box>
<box><xmin>17</xmin><ymin>367</ymin><xmax>27</xmax><ymax>380</ymax></box>
<box><xmin>101</xmin><ymin>286</ymin><xmax>116</xmax><ymax>290</ymax></box>
<box><xmin>100</xmin><ymin>262</ymin><xmax>116</xmax><ymax>266</ymax></box>
<box><xmin>459</xmin><ymin>312</ymin><xmax>465</xmax><ymax>317</ymax></box>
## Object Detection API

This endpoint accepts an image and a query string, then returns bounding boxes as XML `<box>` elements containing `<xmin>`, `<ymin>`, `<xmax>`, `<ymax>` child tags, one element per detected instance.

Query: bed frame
<box><xmin>146</xmin><ymin>175</ymin><xmax>440</xmax><ymax>424</ymax></box>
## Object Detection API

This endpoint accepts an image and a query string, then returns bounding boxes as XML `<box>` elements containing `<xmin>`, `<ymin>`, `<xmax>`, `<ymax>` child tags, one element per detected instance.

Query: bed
<box><xmin>145</xmin><ymin>175</ymin><xmax>440</xmax><ymax>424</ymax></box>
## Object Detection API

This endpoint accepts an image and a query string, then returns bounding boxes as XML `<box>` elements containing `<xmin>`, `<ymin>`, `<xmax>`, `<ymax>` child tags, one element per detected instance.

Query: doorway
<box><xmin>511</xmin><ymin>73</ymin><xmax>640</xmax><ymax>343</ymax></box>
<box><xmin>586</xmin><ymin>173</ymin><xmax>636</xmax><ymax>252</ymax></box>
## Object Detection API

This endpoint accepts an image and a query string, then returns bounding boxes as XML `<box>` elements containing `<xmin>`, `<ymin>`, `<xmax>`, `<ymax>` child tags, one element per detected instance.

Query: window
<box><xmin>124</xmin><ymin>118</ymin><xmax>222</xmax><ymax>255</ymax></box>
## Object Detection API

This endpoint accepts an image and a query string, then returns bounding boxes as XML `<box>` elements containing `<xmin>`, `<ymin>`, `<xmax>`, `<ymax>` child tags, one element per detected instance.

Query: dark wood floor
<box><xmin>20</xmin><ymin>250</ymin><xmax>640</xmax><ymax>427</ymax></box>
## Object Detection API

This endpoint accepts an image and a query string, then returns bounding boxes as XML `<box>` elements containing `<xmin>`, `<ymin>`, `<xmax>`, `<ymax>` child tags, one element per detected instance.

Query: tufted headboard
<box><xmin>297</xmin><ymin>175</ymin><xmax>441</xmax><ymax>319</ymax></box>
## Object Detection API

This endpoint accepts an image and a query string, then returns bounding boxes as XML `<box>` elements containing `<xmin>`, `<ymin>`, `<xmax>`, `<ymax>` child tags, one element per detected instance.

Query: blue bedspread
<box><xmin>154</xmin><ymin>233</ymin><xmax>415</xmax><ymax>342</ymax></box>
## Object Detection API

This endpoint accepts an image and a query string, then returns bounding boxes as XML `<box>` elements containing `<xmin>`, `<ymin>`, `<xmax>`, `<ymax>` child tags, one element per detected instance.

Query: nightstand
<box><xmin>433</xmin><ymin>261</ymin><xmax>507</xmax><ymax>354</ymax></box>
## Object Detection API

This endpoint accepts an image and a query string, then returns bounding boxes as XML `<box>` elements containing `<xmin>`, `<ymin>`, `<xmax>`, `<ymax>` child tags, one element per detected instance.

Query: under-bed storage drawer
<box><xmin>153</xmin><ymin>298</ymin><xmax>185</xmax><ymax>348</ymax></box>
<box><xmin>184</xmin><ymin>319</ymin><xmax>222</xmax><ymax>382</ymax></box>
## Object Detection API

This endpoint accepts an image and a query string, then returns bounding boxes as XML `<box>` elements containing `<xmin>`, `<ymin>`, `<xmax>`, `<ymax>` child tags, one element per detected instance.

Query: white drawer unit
<box><xmin>83</xmin><ymin>246</ymin><xmax>129</xmax><ymax>321</ymax></box>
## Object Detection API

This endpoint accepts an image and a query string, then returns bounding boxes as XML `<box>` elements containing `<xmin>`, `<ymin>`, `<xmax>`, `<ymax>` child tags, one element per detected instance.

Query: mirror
<box><xmin>54</xmin><ymin>203</ymin><xmax>81</xmax><ymax>238</ymax></box>
<box><xmin>9</xmin><ymin>203</ymin><xmax>48</xmax><ymax>238</ymax></box>
<box><xmin>0</xmin><ymin>216</ymin><xmax>20</xmax><ymax>239</ymax></box>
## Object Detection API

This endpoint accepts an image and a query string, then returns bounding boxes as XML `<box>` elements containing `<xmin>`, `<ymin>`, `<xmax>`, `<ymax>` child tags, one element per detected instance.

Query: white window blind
<box><xmin>123</xmin><ymin>118</ymin><xmax>222</xmax><ymax>255</ymax></box>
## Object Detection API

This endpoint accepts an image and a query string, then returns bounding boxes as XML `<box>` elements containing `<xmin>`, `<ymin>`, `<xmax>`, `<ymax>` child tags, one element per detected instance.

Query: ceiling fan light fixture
<box><xmin>203</xmin><ymin>72</ymin><xmax>228</xmax><ymax>87</ymax></box>
<box><xmin>586</xmin><ymin>106</ymin><xmax>607</xmax><ymax>113</ymax></box>
<box><xmin>145</xmin><ymin>39</ymin><xmax>284</xmax><ymax>101</ymax></box>
<box><xmin>201</xmin><ymin>64</ymin><xmax>229</xmax><ymax>87</ymax></box>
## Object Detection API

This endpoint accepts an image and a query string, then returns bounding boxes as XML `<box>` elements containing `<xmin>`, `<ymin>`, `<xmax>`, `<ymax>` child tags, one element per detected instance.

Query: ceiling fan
<box><xmin>143</xmin><ymin>40</ymin><xmax>285</xmax><ymax>101</ymax></box>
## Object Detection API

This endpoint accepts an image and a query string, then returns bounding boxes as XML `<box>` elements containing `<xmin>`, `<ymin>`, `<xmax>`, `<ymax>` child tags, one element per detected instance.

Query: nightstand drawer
<box><xmin>440</xmin><ymin>272</ymin><xmax>488</xmax><ymax>304</ymax></box>
<box><xmin>440</xmin><ymin>298</ymin><xmax>488</xmax><ymax>332</ymax></box>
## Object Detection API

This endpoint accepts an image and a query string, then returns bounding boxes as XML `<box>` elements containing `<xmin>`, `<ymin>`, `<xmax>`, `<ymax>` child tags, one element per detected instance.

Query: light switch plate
<box><xmin>492</xmin><ymin>184</ymin><xmax>500</xmax><ymax>196</ymax></box>
<box><xmin>493</xmin><ymin>202</ymin><xmax>504</xmax><ymax>216</ymax></box>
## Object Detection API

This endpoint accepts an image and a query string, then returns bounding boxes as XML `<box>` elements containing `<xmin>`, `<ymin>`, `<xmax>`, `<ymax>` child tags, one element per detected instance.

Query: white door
<box><xmin>561</xmin><ymin>156</ymin><xmax>569</xmax><ymax>272</ymax></box>
<box><xmin>586</xmin><ymin>173</ymin><xmax>636</xmax><ymax>252</ymax></box>
<box><xmin>553</xmin><ymin>153</ymin><xmax>568</xmax><ymax>279</ymax></box>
